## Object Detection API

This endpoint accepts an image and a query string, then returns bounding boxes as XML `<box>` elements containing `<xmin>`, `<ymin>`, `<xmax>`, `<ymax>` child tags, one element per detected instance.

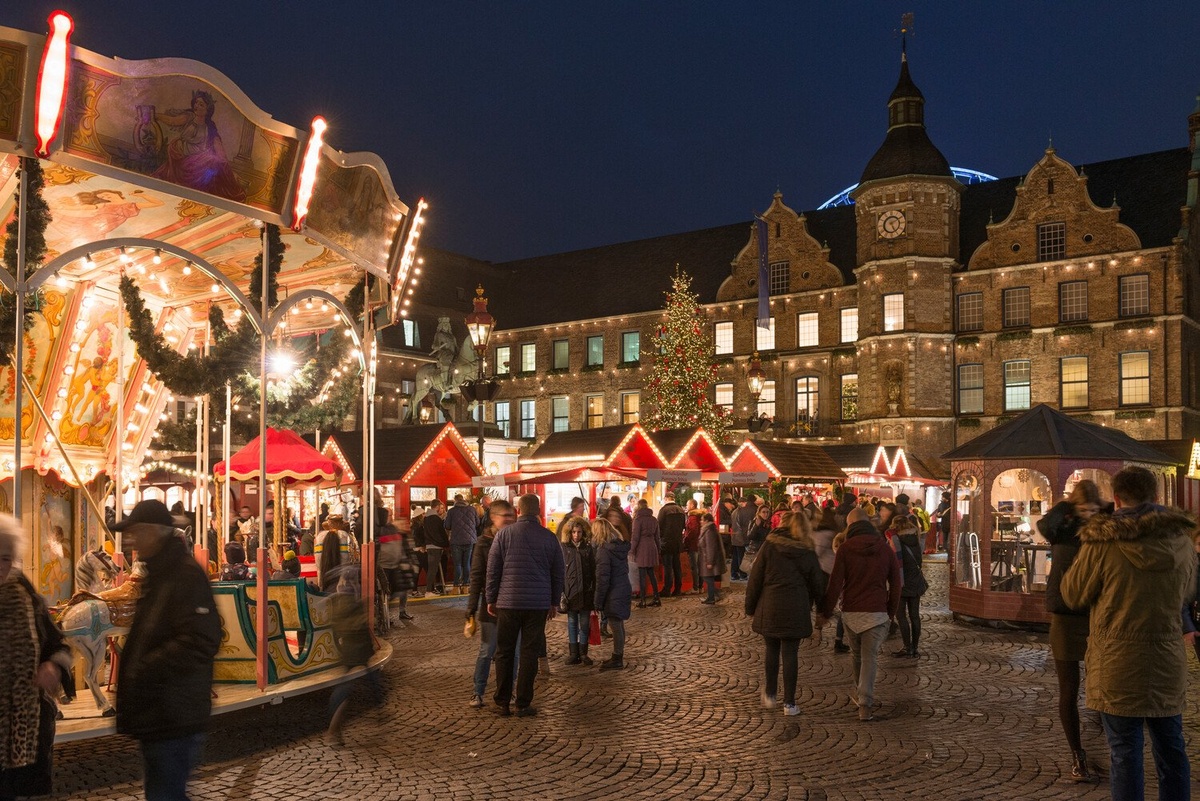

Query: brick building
<box><xmin>397</xmin><ymin>54</ymin><xmax>1200</xmax><ymax>464</ymax></box>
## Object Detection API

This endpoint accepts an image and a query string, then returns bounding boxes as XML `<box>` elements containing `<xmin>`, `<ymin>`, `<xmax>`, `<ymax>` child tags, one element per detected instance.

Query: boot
<box><xmin>599</xmin><ymin>653</ymin><xmax>624</xmax><ymax>671</ymax></box>
<box><xmin>1069</xmin><ymin>750</ymin><xmax>1092</xmax><ymax>783</ymax></box>
<box><xmin>649</xmin><ymin>594</ymin><xmax>661</xmax><ymax>607</ymax></box>
<box><xmin>566</xmin><ymin>642</ymin><xmax>582</xmax><ymax>666</ymax></box>
<box><xmin>580</xmin><ymin>642</ymin><xmax>593</xmax><ymax>666</ymax></box>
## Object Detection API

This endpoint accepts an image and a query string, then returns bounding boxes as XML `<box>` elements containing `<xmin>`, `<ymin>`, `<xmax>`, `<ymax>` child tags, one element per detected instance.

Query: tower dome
<box><xmin>858</xmin><ymin>53</ymin><xmax>952</xmax><ymax>185</ymax></box>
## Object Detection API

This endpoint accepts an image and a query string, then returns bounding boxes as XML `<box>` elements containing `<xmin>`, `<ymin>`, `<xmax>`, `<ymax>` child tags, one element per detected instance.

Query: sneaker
<box><xmin>468</xmin><ymin>695</ymin><xmax>484</xmax><ymax>708</ymax></box>
<box><xmin>700</xmin><ymin>598</ymin><xmax>716</xmax><ymax>605</ymax></box>
<box><xmin>397</xmin><ymin>611</ymin><xmax>414</xmax><ymax>621</ymax></box>
<box><xmin>783</xmin><ymin>704</ymin><xmax>800</xmax><ymax>717</ymax></box>
<box><xmin>833</xmin><ymin>642</ymin><xmax>850</xmax><ymax>654</ymax></box>
<box><xmin>892</xmin><ymin>648</ymin><xmax>913</xmax><ymax>658</ymax></box>
<box><xmin>760</xmin><ymin>689</ymin><xmax>776</xmax><ymax>710</ymax></box>
<box><xmin>409</xmin><ymin>591</ymin><xmax>425</xmax><ymax>599</ymax></box>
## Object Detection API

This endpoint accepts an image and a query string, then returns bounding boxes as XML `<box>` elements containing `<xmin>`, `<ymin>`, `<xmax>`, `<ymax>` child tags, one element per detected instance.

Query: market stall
<box><xmin>942</xmin><ymin>404</ymin><xmax>1177</xmax><ymax>624</ymax></box>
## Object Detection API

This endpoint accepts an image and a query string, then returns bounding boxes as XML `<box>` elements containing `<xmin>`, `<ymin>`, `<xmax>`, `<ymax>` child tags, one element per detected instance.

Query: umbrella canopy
<box><xmin>214</xmin><ymin>428</ymin><xmax>342</xmax><ymax>484</ymax></box>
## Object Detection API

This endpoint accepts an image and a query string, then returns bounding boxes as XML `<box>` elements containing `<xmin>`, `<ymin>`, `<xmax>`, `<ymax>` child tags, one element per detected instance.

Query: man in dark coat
<box><xmin>421</xmin><ymin>501</ymin><xmax>449</xmax><ymax>595</ymax></box>
<box><xmin>113</xmin><ymin>500</ymin><xmax>221</xmax><ymax>801</ymax></box>
<box><xmin>657</xmin><ymin>494</ymin><xmax>687</xmax><ymax>596</ymax></box>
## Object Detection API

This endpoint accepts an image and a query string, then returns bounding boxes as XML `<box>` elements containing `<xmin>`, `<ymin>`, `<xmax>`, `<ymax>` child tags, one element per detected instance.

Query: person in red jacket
<box><xmin>683</xmin><ymin>500</ymin><xmax>704</xmax><ymax>593</ymax></box>
<box><xmin>816</xmin><ymin>508</ymin><xmax>901</xmax><ymax>721</ymax></box>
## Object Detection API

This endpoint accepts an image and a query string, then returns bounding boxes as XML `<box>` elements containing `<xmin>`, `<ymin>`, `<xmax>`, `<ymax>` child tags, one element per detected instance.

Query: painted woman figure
<box><xmin>52</xmin><ymin>189</ymin><xmax>163</xmax><ymax>247</ymax></box>
<box><xmin>152</xmin><ymin>90</ymin><xmax>247</xmax><ymax>202</ymax></box>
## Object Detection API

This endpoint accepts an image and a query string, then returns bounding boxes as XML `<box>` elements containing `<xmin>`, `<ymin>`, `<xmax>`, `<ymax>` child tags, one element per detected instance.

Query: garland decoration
<box><xmin>0</xmin><ymin>158</ymin><xmax>51</xmax><ymax>365</ymax></box>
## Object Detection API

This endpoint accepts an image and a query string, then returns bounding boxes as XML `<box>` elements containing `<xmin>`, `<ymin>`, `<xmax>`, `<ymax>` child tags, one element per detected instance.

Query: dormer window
<box><xmin>1037</xmin><ymin>222</ymin><xmax>1066</xmax><ymax>262</ymax></box>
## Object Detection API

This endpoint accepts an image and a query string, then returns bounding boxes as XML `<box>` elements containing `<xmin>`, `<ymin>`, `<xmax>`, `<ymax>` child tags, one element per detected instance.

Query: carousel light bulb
<box><xmin>153</xmin><ymin>249</ymin><xmax>162</xmax><ymax>265</ymax></box>
<box><xmin>83</xmin><ymin>253</ymin><xmax>95</xmax><ymax>269</ymax></box>
<box><xmin>182</xmin><ymin>263</ymin><xmax>192</xmax><ymax>275</ymax></box>
<box><xmin>55</xmin><ymin>273</ymin><xmax>67</xmax><ymax>288</ymax></box>
<box><xmin>211</xmin><ymin>283</ymin><xmax>220</xmax><ymax>294</ymax></box>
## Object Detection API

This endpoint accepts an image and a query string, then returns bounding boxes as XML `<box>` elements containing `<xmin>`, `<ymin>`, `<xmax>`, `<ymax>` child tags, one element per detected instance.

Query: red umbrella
<box><xmin>213</xmin><ymin>427</ymin><xmax>342</xmax><ymax>484</ymax></box>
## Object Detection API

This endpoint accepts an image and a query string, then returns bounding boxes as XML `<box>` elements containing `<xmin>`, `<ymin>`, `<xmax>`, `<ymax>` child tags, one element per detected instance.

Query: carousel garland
<box><xmin>0</xmin><ymin>158</ymin><xmax>50</xmax><ymax>366</ymax></box>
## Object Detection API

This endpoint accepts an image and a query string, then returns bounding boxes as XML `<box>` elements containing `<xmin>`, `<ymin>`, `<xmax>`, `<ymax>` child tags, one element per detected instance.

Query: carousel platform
<box><xmin>53</xmin><ymin>641</ymin><xmax>392</xmax><ymax>744</ymax></box>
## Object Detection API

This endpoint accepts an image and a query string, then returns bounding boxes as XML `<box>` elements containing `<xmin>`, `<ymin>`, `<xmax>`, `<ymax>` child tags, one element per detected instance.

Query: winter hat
<box><xmin>283</xmin><ymin>549</ymin><xmax>297</xmax><ymax>561</ymax></box>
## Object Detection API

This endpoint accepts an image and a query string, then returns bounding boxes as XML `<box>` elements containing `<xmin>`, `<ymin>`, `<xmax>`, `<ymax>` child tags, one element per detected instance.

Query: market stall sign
<box><xmin>472</xmin><ymin>475</ymin><xmax>508</xmax><ymax>487</ymax></box>
<box><xmin>719</xmin><ymin>471</ymin><xmax>769</xmax><ymax>485</ymax></box>
<box><xmin>646</xmin><ymin>469</ymin><xmax>702</xmax><ymax>483</ymax></box>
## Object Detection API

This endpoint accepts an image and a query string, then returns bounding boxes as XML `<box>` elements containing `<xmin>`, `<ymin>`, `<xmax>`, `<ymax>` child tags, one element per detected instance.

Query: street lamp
<box><xmin>461</xmin><ymin>285</ymin><xmax>499</xmax><ymax>468</ymax></box>
<box><xmin>747</xmin><ymin>353</ymin><xmax>766</xmax><ymax>433</ymax></box>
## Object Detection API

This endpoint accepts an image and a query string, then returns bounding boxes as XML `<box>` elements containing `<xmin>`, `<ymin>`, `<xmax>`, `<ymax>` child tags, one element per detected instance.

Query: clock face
<box><xmin>877</xmin><ymin>209</ymin><xmax>906</xmax><ymax>239</ymax></box>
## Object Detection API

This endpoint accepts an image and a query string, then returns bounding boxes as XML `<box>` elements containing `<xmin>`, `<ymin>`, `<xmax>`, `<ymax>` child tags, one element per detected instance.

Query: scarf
<box><xmin>0</xmin><ymin>576</ymin><xmax>42</xmax><ymax>770</ymax></box>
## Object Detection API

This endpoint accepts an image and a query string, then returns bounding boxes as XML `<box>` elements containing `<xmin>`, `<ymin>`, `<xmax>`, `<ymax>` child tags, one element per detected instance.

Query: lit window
<box><xmin>1120</xmin><ymin>352</ymin><xmax>1150</xmax><ymax>406</ymax></box>
<box><xmin>757</xmin><ymin>380</ymin><xmax>776</xmax><ymax>418</ymax></box>
<box><xmin>621</xmin><ymin>332</ymin><xmax>640</xmax><ymax>364</ymax></box>
<box><xmin>494</xmin><ymin>346</ymin><xmax>511</xmax><ymax>375</ymax></box>
<box><xmin>714</xmin><ymin>322</ymin><xmax>733</xmax><ymax>355</ymax></box>
<box><xmin>715</xmin><ymin>383</ymin><xmax>733</xmax><ymax>415</ymax></box>
<box><xmin>1004</xmin><ymin>360</ymin><xmax>1031</xmax><ymax>411</ymax></box>
<box><xmin>840</xmin><ymin>308</ymin><xmax>858</xmax><ymax>343</ymax></box>
<box><xmin>769</xmin><ymin>261</ymin><xmax>789</xmax><ymax>296</ymax></box>
<box><xmin>621</xmin><ymin>392</ymin><xmax>640</xmax><ymax>424</ymax></box>
<box><xmin>1059</xmin><ymin>281</ymin><xmax>1088</xmax><ymax>323</ymax></box>
<box><xmin>1003</xmin><ymin>287</ymin><xmax>1030</xmax><ymax>328</ymax></box>
<box><xmin>551</xmin><ymin>396</ymin><xmax>569</xmax><ymax>432</ymax></box>
<box><xmin>585</xmin><ymin>395</ymin><xmax>604</xmax><ymax>429</ymax></box>
<box><xmin>1060</xmin><ymin>357</ymin><xmax>1088</xmax><ymax>409</ymax></box>
<box><xmin>883</xmin><ymin>293</ymin><xmax>904</xmax><ymax>332</ymax></box>
<box><xmin>402</xmin><ymin>319</ymin><xmax>419</xmax><ymax>348</ymax></box>
<box><xmin>519</xmin><ymin>399</ymin><xmax>536</xmax><ymax>438</ymax></box>
<box><xmin>519</xmin><ymin>343</ymin><xmax>536</xmax><ymax>372</ymax></box>
<box><xmin>796</xmin><ymin>312</ymin><xmax>818</xmax><ymax>348</ymax></box>
<box><xmin>1119</xmin><ymin>274</ymin><xmax>1150</xmax><ymax>317</ymax></box>
<box><xmin>552</xmin><ymin>340</ymin><xmax>569</xmax><ymax>370</ymax></box>
<box><xmin>958</xmin><ymin>364</ymin><xmax>983</xmax><ymax>414</ymax></box>
<box><xmin>796</xmin><ymin>377</ymin><xmax>819</xmax><ymax>424</ymax></box>
<box><xmin>586</xmin><ymin>336</ymin><xmax>603</xmax><ymax>367</ymax></box>
<box><xmin>1037</xmin><ymin>222</ymin><xmax>1066</xmax><ymax>261</ymax></box>
<box><xmin>494</xmin><ymin>401</ymin><xmax>511</xmax><ymax>437</ymax></box>
<box><xmin>839</xmin><ymin>374</ymin><xmax>857</xmax><ymax>421</ymax></box>
<box><xmin>756</xmin><ymin>318</ymin><xmax>776</xmax><ymax>351</ymax></box>
<box><xmin>957</xmin><ymin>293</ymin><xmax>983</xmax><ymax>332</ymax></box>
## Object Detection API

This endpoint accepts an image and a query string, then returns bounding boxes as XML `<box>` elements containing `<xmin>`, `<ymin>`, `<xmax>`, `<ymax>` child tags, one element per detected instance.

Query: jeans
<box><xmin>846</xmin><ymin>621</ymin><xmax>889</xmax><ymax>709</ymax></box>
<box><xmin>493</xmin><ymin>609</ymin><xmax>546</xmax><ymax>709</ymax></box>
<box><xmin>897</xmin><ymin>595</ymin><xmax>921</xmax><ymax>653</ymax></box>
<box><xmin>661</xmin><ymin>552</ymin><xmax>682</xmax><ymax>593</ymax></box>
<box><xmin>703</xmin><ymin>576</ymin><xmax>718</xmax><ymax>602</ymax></box>
<box><xmin>1101</xmin><ymin>713</ymin><xmax>1190</xmax><ymax>801</ymax></box>
<box><xmin>730</xmin><ymin>545</ymin><xmax>746</xmax><ymax>578</ymax></box>
<box><xmin>140</xmin><ymin>733</ymin><xmax>204</xmax><ymax>801</ymax></box>
<box><xmin>763</xmin><ymin>636</ymin><xmax>801</xmax><ymax>705</ymax></box>
<box><xmin>566</xmin><ymin>611</ymin><xmax>589</xmax><ymax>646</ymax></box>
<box><xmin>473</xmin><ymin>620</ymin><xmax>498</xmax><ymax>697</ymax></box>
<box><xmin>451</xmin><ymin>544</ymin><xmax>472</xmax><ymax>586</ymax></box>
<box><xmin>687</xmin><ymin>551</ymin><xmax>702</xmax><ymax>591</ymax></box>
<box><xmin>638</xmin><ymin>567</ymin><xmax>659</xmax><ymax>599</ymax></box>
<box><xmin>425</xmin><ymin>546</ymin><xmax>444</xmax><ymax>591</ymax></box>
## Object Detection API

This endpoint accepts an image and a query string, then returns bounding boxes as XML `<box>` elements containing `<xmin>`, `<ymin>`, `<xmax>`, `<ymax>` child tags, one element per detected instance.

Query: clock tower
<box><xmin>848</xmin><ymin>51</ymin><xmax>960</xmax><ymax>453</ymax></box>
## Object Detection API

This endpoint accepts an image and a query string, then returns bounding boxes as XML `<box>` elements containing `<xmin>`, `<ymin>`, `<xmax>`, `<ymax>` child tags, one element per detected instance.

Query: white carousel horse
<box><xmin>57</xmin><ymin>565</ymin><xmax>144</xmax><ymax>716</ymax></box>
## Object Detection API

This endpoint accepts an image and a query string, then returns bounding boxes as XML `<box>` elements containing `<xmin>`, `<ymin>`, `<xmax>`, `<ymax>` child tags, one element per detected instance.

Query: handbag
<box><xmin>739</xmin><ymin>542</ymin><xmax>759</xmax><ymax>575</ymax></box>
<box><xmin>464</xmin><ymin>614</ymin><xmax>477</xmax><ymax>638</ymax></box>
<box><xmin>588</xmin><ymin>611</ymin><xmax>602</xmax><ymax>646</ymax></box>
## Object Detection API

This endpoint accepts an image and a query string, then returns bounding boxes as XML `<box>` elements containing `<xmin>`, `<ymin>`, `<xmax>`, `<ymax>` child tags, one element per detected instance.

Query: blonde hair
<box><xmin>0</xmin><ymin>513</ymin><xmax>26</xmax><ymax>569</ymax></box>
<box><xmin>560</xmin><ymin>515</ymin><xmax>591</xmax><ymax>544</ymax></box>
<box><xmin>591</xmin><ymin>517</ymin><xmax>624</xmax><ymax>545</ymax></box>
<box><xmin>1067</xmin><ymin>479</ymin><xmax>1101</xmax><ymax>509</ymax></box>
<box><xmin>782</xmin><ymin>511</ymin><xmax>816</xmax><ymax>550</ymax></box>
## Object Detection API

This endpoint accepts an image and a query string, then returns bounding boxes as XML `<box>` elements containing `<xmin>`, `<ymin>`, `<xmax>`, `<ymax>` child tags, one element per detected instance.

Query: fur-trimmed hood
<box><xmin>1079</xmin><ymin>505</ymin><xmax>1196</xmax><ymax>572</ymax></box>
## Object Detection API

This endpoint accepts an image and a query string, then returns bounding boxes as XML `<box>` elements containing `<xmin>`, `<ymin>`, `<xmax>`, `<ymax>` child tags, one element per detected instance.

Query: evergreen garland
<box><xmin>0</xmin><ymin>158</ymin><xmax>50</xmax><ymax>365</ymax></box>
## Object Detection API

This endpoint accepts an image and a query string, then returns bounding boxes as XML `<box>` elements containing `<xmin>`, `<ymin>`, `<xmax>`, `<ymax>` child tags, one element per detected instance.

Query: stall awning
<box><xmin>519</xmin><ymin>424</ymin><xmax>668</xmax><ymax>472</ymax></box>
<box><xmin>476</xmin><ymin>465</ymin><xmax>648</xmax><ymax>488</ymax></box>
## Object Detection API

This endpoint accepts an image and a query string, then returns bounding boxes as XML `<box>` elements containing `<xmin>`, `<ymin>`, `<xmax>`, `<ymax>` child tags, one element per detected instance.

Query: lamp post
<box><xmin>746</xmin><ymin>353</ymin><xmax>766</xmax><ymax>433</ymax></box>
<box><xmin>461</xmin><ymin>285</ymin><xmax>498</xmax><ymax>468</ymax></box>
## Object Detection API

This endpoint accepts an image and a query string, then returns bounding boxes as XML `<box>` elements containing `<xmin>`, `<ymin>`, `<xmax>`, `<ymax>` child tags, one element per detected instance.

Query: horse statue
<box><xmin>406</xmin><ymin>316</ymin><xmax>478</xmax><ymax>422</ymax></box>
<box><xmin>57</xmin><ymin>566</ymin><xmax>144</xmax><ymax>716</ymax></box>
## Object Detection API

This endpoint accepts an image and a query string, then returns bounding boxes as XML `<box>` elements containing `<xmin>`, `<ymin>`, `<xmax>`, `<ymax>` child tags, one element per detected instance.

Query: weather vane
<box><xmin>896</xmin><ymin>12</ymin><xmax>915</xmax><ymax>54</ymax></box>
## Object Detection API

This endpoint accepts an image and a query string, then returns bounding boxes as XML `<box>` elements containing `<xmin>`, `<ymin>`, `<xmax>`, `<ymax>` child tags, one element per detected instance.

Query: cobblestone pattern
<box><xmin>45</xmin><ymin>564</ymin><xmax>1199</xmax><ymax>800</ymax></box>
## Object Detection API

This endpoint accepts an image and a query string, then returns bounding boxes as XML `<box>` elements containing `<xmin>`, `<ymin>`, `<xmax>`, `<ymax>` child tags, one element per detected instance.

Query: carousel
<box><xmin>1</xmin><ymin>13</ymin><xmax>425</xmax><ymax>732</ymax></box>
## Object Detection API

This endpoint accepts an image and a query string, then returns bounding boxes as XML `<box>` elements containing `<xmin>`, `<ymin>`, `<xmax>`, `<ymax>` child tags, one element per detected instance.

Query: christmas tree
<box><xmin>641</xmin><ymin>268</ymin><xmax>731</xmax><ymax>442</ymax></box>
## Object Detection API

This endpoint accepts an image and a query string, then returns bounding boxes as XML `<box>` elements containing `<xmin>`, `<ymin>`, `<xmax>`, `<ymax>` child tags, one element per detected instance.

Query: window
<box><xmin>796</xmin><ymin>377</ymin><xmax>819</xmax><ymax>423</ymax></box>
<box><xmin>621</xmin><ymin>332</ymin><xmax>640</xmax><ymax>364</ymax></box>
<box><xmin>494</xmin><ymin>401</ymin><xmax>511</xmax><ymax>437</ymax></box>
<box><xmin>883</xmin><ymin>293</ymin><xmax>904</xmax><ymax>332</ymax></box>
<box><xmin>840</xmin><ymin>374</ymin><xmax>858</xmax><ymax>421</ymax></box>
<box><xmin>552</xmin><ymin>340</ymin><xmax>569</xmax><ymax>370</ymax></box>
<box><xmin>1004</xmin><ymin>360</ymin><xmax>1031</xmax><ymax>411</ymax></box>
<box><xmin>585</xmin><ymin>395</ymin><xmax>605</xmax><ymax>429</ymax></box>
<box><xmin>1059</xmin><ymin>281</ymin><xmax>1088</xmax><ymax>323</ymax></box>
<box><xmin>757</xmin><ymin>380</ymin><xmax>776</xmax><ymax>418</ymax></box>
<box><xmin>769</xmin><ymin>261</ymin><xmax>790</xmax><ymax>296</ymax></box>
<box><xmin>755</xmin><ymin>318</ymin><xmax>776</xmax><ymax>351</ymax></box>
<box><xmin>796</xmin><ymin>312</ymin><xmax>819</xmax><ymax>348</ymax></box>
<box><xmin>586</xmin><ymin>335</ymin><xmax>604</xmax><ymax>367</ymax></box>
<box><xmin>957</xmin><ymin>293</ymin><xmax>983</xmax><ymax>332</ymax></box>
<box><xmin>495</xmin><ymin>345</ymin><xmax>511</xmax><ymax>375</ymax></box>
<box><xmin>1120</xmin><ymin>352</ymin><xmax>1150</xmax><ymax>406</ymax></box>
<box><xmin>1037</xmin><ymin>222</ymin><xmax>1066</xmax><ymax>261</ymax></box>
<box><xmin>840</xmin><ymin>307</ymin><xmax>858</xmax><ymax>343</ymax></box>
<box><xmin>715</xmin><ymin>383</ymin><xmax>734</xmax><ymax>415</ymax></box>
<box><xmin>402</xmin><ymin>318</ymin><xmax>420</xmax><ymax>348</ymax></box>
<box><xmin>1002</xmin><ymin>287</ymin><xmax>1030</xmax><ymax>327</ymax></box>
<box><xmin>714</xmin><ymin>322</ymin><xmax>733</xmax><ymax>355</ymax></box>
<box><xmin>1060</xmin><ymin>356</ymin><xmax>1088</xmax><ymax>409</ymax></box>
<box><xmin>519</xmin><ymin>343</ymin><xmax>536</xmax><ymax>372</ymax></box>
<box><xmin>621</xmin><ymin>392</ymin><xmax>640</xmax><ymax>424</ymax></box>
<box><xmin>551</xmin><ymin>396</ymin><xmax>569</xmax><ymax>432</ymax></box>
<box><xmin>1119</xmin><ymin>274</ymin><xmax>1150</xmax><ymax>317</ymax></box>
<box><xmin>519</xmin><ymin>399</ymin><xmax>536</xmax><ymax>438</ymax></box>
<box><xmin>958</xmin><ymin>364</ymin><xmax>983</xmax><ymax>414</ymax></box>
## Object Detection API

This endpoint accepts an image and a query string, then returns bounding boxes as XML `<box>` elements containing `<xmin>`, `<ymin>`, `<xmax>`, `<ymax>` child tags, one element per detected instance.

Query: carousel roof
<box><xmin>942</xmin><ymin>405</ymin><xmax>1176</xmax><ymax>464</ymax></box>
<box><xmin>214</xmin><ymin>427</ymin><xmax>341</xmax><ymax>484</ymax></box>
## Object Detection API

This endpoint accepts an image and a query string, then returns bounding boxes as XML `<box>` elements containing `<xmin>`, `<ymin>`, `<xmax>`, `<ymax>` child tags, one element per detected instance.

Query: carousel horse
<box><xmin>74</xmin><ymin>547</ymin><xmax>119</xmax><ymax>595</ymax></box>
<box><xmin>406</xmin><ymin>317</ymin><xmax>478</xmax><ymax>422</ymax></box>
<box><xmin>57</xmin><ymin>567</ymin><xmax>144</xmax><ymax>716</ymax></box>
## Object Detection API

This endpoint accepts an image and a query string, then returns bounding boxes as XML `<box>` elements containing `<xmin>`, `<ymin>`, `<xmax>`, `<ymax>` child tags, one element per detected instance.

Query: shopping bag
<box><xmin>464</xmin><ymin>614</ymin><xmax>477</xmax><ymax>638</ymax></box>
<box><xmin>588</xmin><ymin>611</ymin><xmax>602</xmax><ymax>646</ymax></box>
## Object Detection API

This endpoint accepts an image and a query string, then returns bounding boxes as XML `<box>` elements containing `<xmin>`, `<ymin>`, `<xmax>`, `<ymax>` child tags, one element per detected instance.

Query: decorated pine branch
<box><xmin>0</xmin><ymin>158</ymin><xmax>50</xmax><ymax>365</ymax></box>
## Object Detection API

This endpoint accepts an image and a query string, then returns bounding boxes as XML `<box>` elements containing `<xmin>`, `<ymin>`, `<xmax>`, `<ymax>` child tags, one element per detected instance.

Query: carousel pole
<box><xmin>195</xmin><ymin>314</ymin><xmax>211</xmax><ymax>566</ymax></box>
<box><xmin>255</xmin><ymin>226</ymin><xmax>270</xmax><ymax>691</ymax></box>
<box><xmin>361</xmin><ymin>303</ymin><xmax>376</xmax><ymax>635</ymax></box>
<box><xmin>113</xmin><ymin>275</ymin><xmax>124</xmax><ymax>562</ymax></box>
<box><xmin>222</xmin><ymin>381</ymin><xmax>231</xmax><ymax>555</ymax></box>
<box><xmin>12</xmin><ymin>162</ymin><xmax>27</xmax><ymax>524</ymax></box>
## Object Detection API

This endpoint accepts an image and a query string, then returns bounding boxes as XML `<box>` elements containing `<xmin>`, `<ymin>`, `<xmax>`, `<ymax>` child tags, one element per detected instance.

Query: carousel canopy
<box><xmin>214</xmin><ymin>427</ymin><xmax>341</xmax><ymax>484</ymax></box>
<box><xmin>942</xmin><ymin>404</ymin><xmax>1176</xmax><ymax>464</ymax></box>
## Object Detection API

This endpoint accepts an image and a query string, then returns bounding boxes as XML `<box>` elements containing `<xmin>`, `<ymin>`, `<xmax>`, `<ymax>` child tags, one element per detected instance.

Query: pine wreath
<box><xmin>0</xmin><ymin>158</ymin><xmax>50</xmax><ymax>366</ymax></box>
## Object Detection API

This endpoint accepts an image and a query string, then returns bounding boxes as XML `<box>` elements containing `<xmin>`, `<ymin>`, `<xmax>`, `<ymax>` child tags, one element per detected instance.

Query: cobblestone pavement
<box><xmin>46</xmin><ymin>563</ymin><xmax>1199</xmax><ymax>800</ymax></box>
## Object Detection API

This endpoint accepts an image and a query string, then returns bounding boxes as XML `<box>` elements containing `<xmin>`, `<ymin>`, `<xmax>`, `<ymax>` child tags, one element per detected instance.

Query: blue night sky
<box><xmin>4</xmin><ymin>3</ymin><xmax>1200</xmax><ymax>262</ymax></box>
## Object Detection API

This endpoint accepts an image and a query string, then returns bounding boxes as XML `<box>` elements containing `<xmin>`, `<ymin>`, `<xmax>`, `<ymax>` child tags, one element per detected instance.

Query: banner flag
<box><xmin>755</xmin><ymin>215</ymin><xmax>770</xmax><ymax>329</ymax></box>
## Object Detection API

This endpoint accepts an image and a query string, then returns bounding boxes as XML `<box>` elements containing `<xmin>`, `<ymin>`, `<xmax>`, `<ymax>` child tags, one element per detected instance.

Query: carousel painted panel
<box><xmin>304</xmin><ymin>152</ymin><xmax>405</xmax><ymax>268</ymax></box>
<box><xmin>35</xmin><ymin>472</ymin><xmax>75</xmax><ymax>605</ymax></box>
<box><xmin>0</xmin><ymin>288</ymin><xmax>67</xmax><ymax>445</ymax></box>
<box><xmin>59</xmin><ymin>60</ymin><xmax>299</xmax><ymax>213</ymax></box>
<box><xmin>0</xmin><ymin>39</ymin><xmax>24</xmax><ymax>142</ymax></box>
